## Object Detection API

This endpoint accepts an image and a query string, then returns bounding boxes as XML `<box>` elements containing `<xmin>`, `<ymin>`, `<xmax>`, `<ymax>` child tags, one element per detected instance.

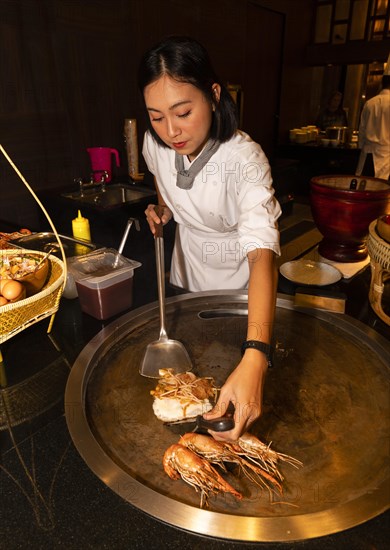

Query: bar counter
<box><xmin>275</xmin><ymin>142</ymin><xmax>371</xmax><ymax>197</ymax></box>
<box><xmin>1</xmin><ymin>213</ymin><xmax>389</xmax><ymax>549</ymax></box>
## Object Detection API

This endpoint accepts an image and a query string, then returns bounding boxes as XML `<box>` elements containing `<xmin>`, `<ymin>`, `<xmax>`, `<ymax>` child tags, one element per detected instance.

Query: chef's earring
<box><xmin>211</xmin><ymin>85</ymin><xmax>220</xmax><ymax>110</ymax></box>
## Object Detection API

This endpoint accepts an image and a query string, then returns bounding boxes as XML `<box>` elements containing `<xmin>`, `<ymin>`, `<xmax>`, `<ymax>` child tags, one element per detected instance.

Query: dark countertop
<box><xmin>1</xmin><ymin>209</ymin><xmax>389</xmax><ymax>549</ymax></box>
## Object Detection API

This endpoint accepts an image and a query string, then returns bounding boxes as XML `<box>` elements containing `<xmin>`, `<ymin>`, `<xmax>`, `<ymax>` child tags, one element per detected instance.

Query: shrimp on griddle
<box><xmin>179</xmin><ymin>432</ymin><xmax>283</xmax><ymax>495</ymax></box>
<box><xmin>163</xmin><ymin>443</ymin><xmax>242</xmax><ymax>508</ymax></box>
<box><xmin>228</xmin><ymin>432</ymin><xmax>303</xmax><ymax>481</ymax></box>
<box><xmin>179</xmin><ymin>432</ymin><xmax>236</xmax><ymax>470</ymax></box>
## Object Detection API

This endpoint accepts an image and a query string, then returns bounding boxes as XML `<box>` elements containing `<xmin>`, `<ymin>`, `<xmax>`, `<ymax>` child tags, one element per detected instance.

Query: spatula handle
<box><xmin>195</xmin><ymin>414</ymin><xmax>235</xmax><ymax>433</ymax></box>
<box><xmin>154</xmin><ymin>206</ymin><xmax>167</xmax><ymax>340</ymax></box>
<box><xmin>195</xmin><ymin>402</ymin><xmax>235</xmax><ymax>433</ymax></box>
<box><xmin>154</xmin><ymin>205</ymin><xmax>164</xmax><ymax>238</ymax></box>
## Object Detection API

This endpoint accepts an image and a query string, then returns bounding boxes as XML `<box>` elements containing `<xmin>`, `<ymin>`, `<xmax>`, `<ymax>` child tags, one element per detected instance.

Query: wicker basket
<box><xmin>0</xmin><ymin>248</ymin><xmax>65</xmax><ymax>344</ymax></box>
<box><xmin>367</xmin><ymin>220</ymin><xmax>390</xmax><ymax>326</ymax></box>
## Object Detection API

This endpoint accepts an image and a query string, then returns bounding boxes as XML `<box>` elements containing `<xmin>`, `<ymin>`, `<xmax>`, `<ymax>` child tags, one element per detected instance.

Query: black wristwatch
<box><xmin>241</xmin><ymin>340</ymin><xmax>273</xmax><ymax>368</ymax></box>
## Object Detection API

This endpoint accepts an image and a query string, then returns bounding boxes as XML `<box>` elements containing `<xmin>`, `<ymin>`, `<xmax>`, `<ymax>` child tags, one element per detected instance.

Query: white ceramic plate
<box><xmin>280</xmin><ymin>260</ymin><xmax>342</xmax><ymax>286</ymax></box>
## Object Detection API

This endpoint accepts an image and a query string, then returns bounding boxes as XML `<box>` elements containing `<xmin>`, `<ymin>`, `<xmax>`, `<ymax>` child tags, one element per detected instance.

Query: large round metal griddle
<box><xmin>65</xmin><ymin>291</ymin><xmax>390</xmax><ymax>543</ymax></box>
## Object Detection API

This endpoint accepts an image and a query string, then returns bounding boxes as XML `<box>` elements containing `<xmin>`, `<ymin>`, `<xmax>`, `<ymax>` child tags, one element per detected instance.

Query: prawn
<box><xmin>228</xmin><ymin>432</ymin><xmax>303</xmax><ymax>481</ymax></box>
<box><xmin>179</xmin><ymin>432</ymin><xmax>236</xmax><ymax>470</ymax></box>
<box><xmin>179</xmin><ymin>432</ymin><xmax>283</xmax><ymax>495</ymax></box>
<box><xmin>163</xmin><ymin>443</ymin><xmax>242</xmax><ymax>508</ymax></box>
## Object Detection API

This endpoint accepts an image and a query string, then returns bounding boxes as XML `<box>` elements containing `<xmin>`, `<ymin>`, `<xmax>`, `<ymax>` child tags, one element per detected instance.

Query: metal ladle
<box><xmin>34</xmin><ymin>247</ymin><xmax>55</xmax><ymax>272</ymax></box>
<box><xmin>113</xmin><ymin>217</ymin><xmax>140</xmax><ymax>268</ymax></box>
<box><xmin>139</xmin><ymin>206</ymin><xmax>192</xmax><ymax>378</ymax></box>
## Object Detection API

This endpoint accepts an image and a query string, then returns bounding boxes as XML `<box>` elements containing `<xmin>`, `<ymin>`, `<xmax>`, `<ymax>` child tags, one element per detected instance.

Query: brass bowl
<box><xmin>0</xmin><ymin>253</ymin><xmax>51</xmax><ymax>297</ymax></box>
<box><xmin>17</xmin><ymin>257</ymin><xmax>50</xmax><ymax>296</ymax></box>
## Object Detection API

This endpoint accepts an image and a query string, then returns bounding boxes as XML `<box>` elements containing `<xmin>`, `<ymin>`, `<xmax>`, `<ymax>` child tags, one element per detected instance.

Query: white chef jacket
<box><xmin>142</xmin><ymin>130</ymin><xmax>281</xmax><ymax>292</ymax></box>
<box><xmin>358</xmin><ymin>89</ymin><xmax>390</xmax><ymax>180</ymax></box>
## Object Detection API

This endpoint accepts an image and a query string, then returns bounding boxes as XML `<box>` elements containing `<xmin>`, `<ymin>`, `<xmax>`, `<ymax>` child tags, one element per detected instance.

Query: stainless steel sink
<box><xmin>62</xmin><ymin>183</ymin><xmax>156</xmax><ymax>209</ymax></box>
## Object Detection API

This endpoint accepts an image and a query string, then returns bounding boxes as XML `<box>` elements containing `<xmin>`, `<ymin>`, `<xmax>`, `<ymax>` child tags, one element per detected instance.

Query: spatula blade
<box><xmin>139</xmin><ymin>338</ymin><xmax>192</xmax><ymax>378</ymax></box>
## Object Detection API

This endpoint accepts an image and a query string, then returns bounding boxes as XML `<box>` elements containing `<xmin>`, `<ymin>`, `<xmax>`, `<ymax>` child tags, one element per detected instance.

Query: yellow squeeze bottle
<box><xmin>72</xmin><ymin>210</ymin><xmax>91</xmax><ymax>242</ymax></box>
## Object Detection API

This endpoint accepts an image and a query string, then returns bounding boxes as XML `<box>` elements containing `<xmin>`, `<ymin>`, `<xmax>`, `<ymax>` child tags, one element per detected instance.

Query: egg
<box><xmin>1</xmin><ymin>280</ymin><xmax>24</xmax><ymax>301</ymax></box>
<box><xmin>0</xmin><ymin>278</ymin><xmax>11</xmax><ymax>294</ymax></box>
<box><xmin>0</xmin><ymin>296</ymin><xmax>8</xmax><ymax>306</ymax></box>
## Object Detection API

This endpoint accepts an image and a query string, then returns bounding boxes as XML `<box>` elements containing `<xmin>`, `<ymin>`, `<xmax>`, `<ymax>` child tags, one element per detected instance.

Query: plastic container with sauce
<box><xmin>72</xmin><ymin>210</ymin><xmax>91</xmax><ymax>242</ymax></box>
<box><xmin>67</xmin><ymin>248</ymin><xmax>141</xmax><ymax>320</ymax></box>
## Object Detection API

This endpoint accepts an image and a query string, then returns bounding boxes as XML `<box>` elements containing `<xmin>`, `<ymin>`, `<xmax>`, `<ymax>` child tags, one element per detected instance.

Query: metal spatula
<box><xmin>139</xmin><ymin>207</ymin><xmax>192</xmax><ymax>378</ymax></box>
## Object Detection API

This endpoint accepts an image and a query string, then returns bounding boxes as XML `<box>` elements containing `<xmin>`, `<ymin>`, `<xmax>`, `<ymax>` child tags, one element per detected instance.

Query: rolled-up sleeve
<box><xmin>234</xmin><ymin>147</ymin><xmax>281</xmax><ymax>256</ymax></box>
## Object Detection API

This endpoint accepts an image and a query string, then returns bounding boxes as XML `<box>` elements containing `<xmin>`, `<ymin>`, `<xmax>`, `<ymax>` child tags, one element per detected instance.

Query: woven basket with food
<box><xmin>0</xmin><ymin>144</ymin><xmax>67</xmax><ymax>345</ymax></box>
<box><xmin>0</xmin><ymin>248</ymin><xmax>65</xmax><ymax>344</ymax></box>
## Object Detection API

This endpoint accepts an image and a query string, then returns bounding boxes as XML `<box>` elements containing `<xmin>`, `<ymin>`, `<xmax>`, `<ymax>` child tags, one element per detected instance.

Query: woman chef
<box><xmin>138</xmin><ymin>36</ymin><xmax>281</xmax><ymax>441</ymax></box>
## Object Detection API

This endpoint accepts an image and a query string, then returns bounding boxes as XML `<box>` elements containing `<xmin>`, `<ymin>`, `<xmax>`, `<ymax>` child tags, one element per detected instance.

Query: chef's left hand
<box><xmin>203</xmin><ymin>349</ymin><xmax>268</xmax><ymax>442</ymax></box>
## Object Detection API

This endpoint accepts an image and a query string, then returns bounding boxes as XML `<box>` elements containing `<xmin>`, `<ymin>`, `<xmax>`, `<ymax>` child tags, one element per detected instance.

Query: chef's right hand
<box><xmin>145</xmin><ymin>204</ymin><xmax>173</xmax><ymax>235</ymax></box>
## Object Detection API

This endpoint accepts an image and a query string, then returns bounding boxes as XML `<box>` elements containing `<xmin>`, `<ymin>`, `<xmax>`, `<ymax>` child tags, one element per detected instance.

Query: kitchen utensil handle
<box><xmin>154</xmin><ymin>206</ymin><xmax>167</xmax><ymax>340</ymax></box>
<box><xmin>154</xmin><ymin>206</ymin><xmax>164</xmax><ymax>239</ymax></box>
<box><xmin>118</xmin><ymin>219</ymin><xmax>133</xmax><ymax>255</ymax></box>
<box><xmin>195</xmin><ymin>414</ymin><xmax>235</xmax><ymax>433</ymax></box>
<box><xmin>111</xmin><ymin>148</ymin><xmax>120</xmax><ymax>166</ymax></box>
<box><xmin>34</xmin><ymin>247</ymin><xmax>55</xmax><ymax>271</ymax></box>
<box><xmin>155</xmin><ymin>236</ymin><xmax>167</xmax><ymax>338</ymax></box>
<box><xmin>195</xmin><ymin>402</ymin><xmax>235</xmax><ymax>433</ymax></box>
<box><xmin>118</xmin><ymin>217</ymin><xmax>140</xmax><ymax>255</ymax></box>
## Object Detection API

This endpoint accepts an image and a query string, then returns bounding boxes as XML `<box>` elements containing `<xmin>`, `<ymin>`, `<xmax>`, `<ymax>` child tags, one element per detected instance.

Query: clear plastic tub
<box><xmin>67</xmin><ymin>248</ymin><xmax>141</xmax><ymax>320</ymax></box>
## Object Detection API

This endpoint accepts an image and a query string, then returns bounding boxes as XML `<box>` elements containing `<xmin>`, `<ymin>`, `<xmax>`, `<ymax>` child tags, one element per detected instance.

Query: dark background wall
<box><xmin>0</xmin><ymin>0</ymin><xmax>314</xmax><ymax>228</ymax></box>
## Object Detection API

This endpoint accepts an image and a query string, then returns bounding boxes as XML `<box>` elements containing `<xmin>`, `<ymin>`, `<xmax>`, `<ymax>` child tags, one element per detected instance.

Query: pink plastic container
<box><xmin>87</xmin><ymin>147</ymin><xmax>120</xmax><ymax>182</ymax></box>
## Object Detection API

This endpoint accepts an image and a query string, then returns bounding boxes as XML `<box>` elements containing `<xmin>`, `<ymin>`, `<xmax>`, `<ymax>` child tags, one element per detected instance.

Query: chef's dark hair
<box><xmin>138</xmin><ymin>35</ymin><xmax>238</xmax><ymax>147</ymax></box>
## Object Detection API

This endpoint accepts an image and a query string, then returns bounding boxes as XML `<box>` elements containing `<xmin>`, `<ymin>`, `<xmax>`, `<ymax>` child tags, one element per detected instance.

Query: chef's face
<box><xmin>144</xmin><ymin>75</ymin><xmax>220</xmax><ymax>161</ymax></box>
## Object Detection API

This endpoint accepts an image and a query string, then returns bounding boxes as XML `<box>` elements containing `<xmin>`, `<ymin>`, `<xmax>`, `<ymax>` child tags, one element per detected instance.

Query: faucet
<box><xmin>76</xmin><ymin>176</ymin><xmax>98</xmax><ymax>197</ymax></box>
<box><xmin>90</xmin><ymin>170</ymin><xmax>109</xmax><ymax>192</ymax></box>
<box><xmin>74</xmin><ymin>177</ymin><xmax>85</xmax><ymax>197</ymax></box>
<box><xmin>76</xmin><ymin>171</ymin><xmax>109</xmax><ymax>196</ymax></box>
<box><xmin>74</xmin><ymin>176</ymin><xmax>97</xmax><ymax>197</ymax></box>
<box><xmin>99</xmin><ymin>170</ymin><xmax>109</xmax><ymax>192</ymax></box>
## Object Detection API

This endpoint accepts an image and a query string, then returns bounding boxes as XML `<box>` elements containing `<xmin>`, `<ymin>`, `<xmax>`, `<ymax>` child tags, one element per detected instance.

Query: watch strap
<box><xmin>241</xmin><ymin>340</ymin><xmax>273</xmax><ymax>368</ymax></box>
